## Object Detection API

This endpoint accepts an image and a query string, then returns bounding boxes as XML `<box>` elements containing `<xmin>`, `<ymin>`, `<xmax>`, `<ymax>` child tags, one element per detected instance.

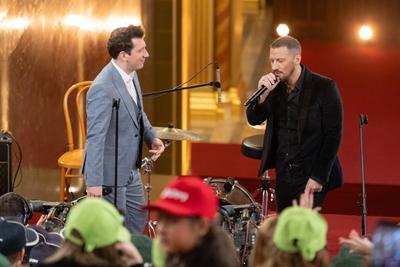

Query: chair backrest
<box><xmin>63</xmin><ymin>81</ymin><xmax>92</xmax><ymax>151</ymax></box>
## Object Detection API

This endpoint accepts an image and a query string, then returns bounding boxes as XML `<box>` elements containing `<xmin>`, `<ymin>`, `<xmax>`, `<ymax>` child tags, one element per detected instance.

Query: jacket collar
<box><xmin>108</xmin><ymin>62</ymin><xmax>139</xmax><ymax>129</ymax></box>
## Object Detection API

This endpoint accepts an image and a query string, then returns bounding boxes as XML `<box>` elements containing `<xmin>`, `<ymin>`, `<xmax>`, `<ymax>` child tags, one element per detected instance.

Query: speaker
<box><xmin>0</xmin><ymin>134</ymin><xmax>12</xmax><ymax>196</ymax></box>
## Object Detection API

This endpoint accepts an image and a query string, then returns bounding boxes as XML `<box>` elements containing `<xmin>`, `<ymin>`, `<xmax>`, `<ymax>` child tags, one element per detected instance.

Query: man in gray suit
<box><xmin>82</xmin><ymin>25</ymin><xmax>165</xmax><ymax>233</ymax></box>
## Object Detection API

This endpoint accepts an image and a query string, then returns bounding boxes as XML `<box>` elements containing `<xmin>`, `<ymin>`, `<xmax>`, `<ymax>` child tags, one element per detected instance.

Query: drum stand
<box><xmin>141</xmin><ymin>157</ymin><xmax>157</xmax><ymax>237</ymax></box>
<box><xmin>141</xmin><ymin>140</ymin><xmax>171</xmax><ymax>238</ymax></box>
<box><xmin>260</xmin><ymin>171</ymin><xmax>274</xmax><ymax>220</ymax></box>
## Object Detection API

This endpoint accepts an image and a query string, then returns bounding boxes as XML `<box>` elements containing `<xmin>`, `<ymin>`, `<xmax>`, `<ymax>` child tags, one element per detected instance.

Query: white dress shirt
<box><xmin>111</xmin><ymin>59</ymin><xmax>138</xmax><ymax>105</ymax></box>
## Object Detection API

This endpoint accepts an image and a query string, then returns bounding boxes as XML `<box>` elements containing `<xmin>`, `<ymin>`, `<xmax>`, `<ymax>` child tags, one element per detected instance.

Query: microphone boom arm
<box><xmin>143</xmin><ymin>81</ymin><xmax>220</xmax><ymax>98</ymax></box>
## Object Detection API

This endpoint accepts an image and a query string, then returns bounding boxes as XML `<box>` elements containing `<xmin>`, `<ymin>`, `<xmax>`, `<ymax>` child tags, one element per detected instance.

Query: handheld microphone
<box><xmin>244</xmin><ymin>85</ymin><xmax>267</xmax><ymax>107</ymax></box>
<box><xmin>244</xmin><ymin>78</ymin><xmax>280</xmax><ymax>107</ymax></box>
<box><xmin>215</xmin><ymin>64</ymin><xmax>221</xmax><ymax>104</ymax></box>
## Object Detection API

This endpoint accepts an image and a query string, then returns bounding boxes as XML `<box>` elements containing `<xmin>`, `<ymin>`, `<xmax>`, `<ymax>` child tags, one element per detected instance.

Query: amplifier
<box><xmin>0</xmin><ymin>134</ymin><xmax>12</xmax><ymax>196</ymax></box>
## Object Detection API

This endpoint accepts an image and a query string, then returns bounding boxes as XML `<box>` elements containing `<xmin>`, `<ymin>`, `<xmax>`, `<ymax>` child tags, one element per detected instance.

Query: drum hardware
<box><xmin>219</xmin><ymin>203</ymin><xmax>260</xmax><ymax>266</ymax></box>
<box><xmin>30</xmin><ymin>196</ymin><xmax>85</xmax><ymax>233</ymax></box>
<box><xmin>261</xmin><ymin>171</ymin><xmax>274</xmax><ymax>219</ymax></box>
<box><xmin>206</xmin><ymin>178</ymin><xmax>260</xmax><ymax>266</ymax></box>
<box><xmin>240</xmin><ymin>134</ymin><xmax>275</xmax><ymax>218</ymax></box>
<box><xmin>223</xmin><ymin>177</ymin><xmax>236</xmax><ymax>194</ymax></box>
<box><xmin>141</xmin><ymin>157</ymin><xmax>157</xmax><ymax>238</ymax></box>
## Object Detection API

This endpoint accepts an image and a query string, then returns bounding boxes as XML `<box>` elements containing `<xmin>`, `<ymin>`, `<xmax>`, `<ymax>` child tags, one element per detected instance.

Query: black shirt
<box><xmin>275</xmin><ymin>65</ymin><xmax>306</xmax><ymax>180</ymax></box>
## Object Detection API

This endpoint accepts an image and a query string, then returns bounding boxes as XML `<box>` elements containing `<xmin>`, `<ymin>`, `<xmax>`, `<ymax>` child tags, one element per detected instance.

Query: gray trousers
<box><xmin>104</xmin><ymin>169</ymin><xmax>147</xmax><ymax>234</ymax></box>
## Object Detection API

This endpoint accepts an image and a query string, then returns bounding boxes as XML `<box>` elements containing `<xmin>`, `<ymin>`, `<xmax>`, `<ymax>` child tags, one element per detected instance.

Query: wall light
<box><xmin>359</xmin><ymin>25</ymin><xmax>373</xmax><ymax>41</ymax></box>
<box><xmin>62</xmin><ymin>14</ymin><xmax>141</xmax><ymax>32</ymax></box>
<box><xmin>0</xmin><ymin>17</ymin><xmax>30</xmax><ymax>30</ymax></box>
<box><xmin>276</xmin><ymin>23</ymin><xmax>290</xmax><ymax>37</ymax></box>
<box><xmin>0</xmin><ymin>10</ymin><xmax>7</xmax><ymax>20</ymax></box>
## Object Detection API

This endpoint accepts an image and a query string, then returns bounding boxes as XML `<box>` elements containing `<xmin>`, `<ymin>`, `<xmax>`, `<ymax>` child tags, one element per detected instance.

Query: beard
<box><xmin>276</xmin><ymin>65</ymin><xmax>296</xmax><ymax>83</ymax></box>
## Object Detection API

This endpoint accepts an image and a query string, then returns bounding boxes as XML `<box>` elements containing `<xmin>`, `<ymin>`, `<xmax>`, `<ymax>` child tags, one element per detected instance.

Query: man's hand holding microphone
<box><xmin>257</xmin><ymin>73</ymin><xmax>280</xmax><ymax>104</ymax></box>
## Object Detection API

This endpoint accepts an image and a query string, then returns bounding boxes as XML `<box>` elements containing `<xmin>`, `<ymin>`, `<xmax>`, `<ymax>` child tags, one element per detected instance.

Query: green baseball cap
<box><xmin>152</xmin><ymin>237</ymin><xmax>166</xmax><ymax>267</ymax></box>
<box><xmin>273</xmin><ymin>206</ymin><xmax>327</xmax><ymax>261</ymax></box>
<box><xmin>63</xmin><ymin>198</ymin><xmax>131</xmax><ymax>252</ymax></box>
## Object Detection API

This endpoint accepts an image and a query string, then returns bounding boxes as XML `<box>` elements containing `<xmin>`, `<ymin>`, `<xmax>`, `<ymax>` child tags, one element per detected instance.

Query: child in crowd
<box><xmin>0</xmin><ymin>218</ymin><xmax>38</xmax><ymax>267</ymax></box>
<box><xmin>39</xmin><ymin>198</ymin><xmax>143</xmax><ymax>267</ymax></box>
<box><xmin>251</xmin><ymin>205</ymin><xmax>329</xmax><ymax>267</ymax></box>
<box><xmin>144</xmin><ymin>176</ymin><xmax>240</xmax><ymax>267</ymax></box>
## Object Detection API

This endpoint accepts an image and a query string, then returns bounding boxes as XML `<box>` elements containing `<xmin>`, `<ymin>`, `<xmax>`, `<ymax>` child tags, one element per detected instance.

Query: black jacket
<box><xmin>246</xmin><ymin>66</ymin><xmax>344</xmax><ymax>191</ymax></box>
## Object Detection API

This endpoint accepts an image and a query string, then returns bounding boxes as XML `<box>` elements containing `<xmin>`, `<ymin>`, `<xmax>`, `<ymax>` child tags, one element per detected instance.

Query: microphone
<box><xmin>244</xmin><ymin>79</ymin><xmax>280</xmax><ymax>107</ymax></box>
<box><xmin>215</xmin><ymin>63</ymin><xmax>221</xmax><ymax>103</ymax></box>
<box><xmin>244</xmin><ymin>85</ymin><xmax>267</xmax><ymax>107</ymax></box>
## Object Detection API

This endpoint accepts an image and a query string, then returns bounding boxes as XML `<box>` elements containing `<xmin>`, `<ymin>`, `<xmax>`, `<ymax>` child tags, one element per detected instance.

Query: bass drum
<box><xmin>204</xmin><ymin>177</ymin><xmax>256</xmax><ymax>205</ymax></box>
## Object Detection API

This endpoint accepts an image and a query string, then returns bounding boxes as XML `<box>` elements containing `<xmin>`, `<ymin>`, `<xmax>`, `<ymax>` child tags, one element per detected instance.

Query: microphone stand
<box><xmin>359</xmin><ymin>113</ymin><xmax>368</xmax><ymax>236</ymax></box>
<box><xmin>112</xmin><ymin>98</ymin><xmax>120</xmax><ymax>208</ymax></box>
<box><xmin>142</xmin><ymin>81</ymin><xmax>220</xmax><ymax>98</ymax></box>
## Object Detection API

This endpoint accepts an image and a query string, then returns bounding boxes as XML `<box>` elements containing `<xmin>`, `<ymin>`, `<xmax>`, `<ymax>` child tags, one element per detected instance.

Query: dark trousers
<box><xmin>275</xmin><ymin>175</ymin><xmax>327</xmax><ymax>213</ymax></box>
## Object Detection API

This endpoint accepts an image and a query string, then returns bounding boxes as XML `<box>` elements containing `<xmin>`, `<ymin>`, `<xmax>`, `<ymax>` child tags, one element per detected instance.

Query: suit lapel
<box><xmin>132</xmin><ymin>72</ymin><xmax>143</xmax><ymax>109</ymax></box>
<box><xmin>297</xmin><ymin>67</ymin><xmax>314</xmax><ymax>143</ymax></box>
<box><xmin>110</xmin><ymin>64</ymin><xmax>139</xmax><ymax>129</ymax></box>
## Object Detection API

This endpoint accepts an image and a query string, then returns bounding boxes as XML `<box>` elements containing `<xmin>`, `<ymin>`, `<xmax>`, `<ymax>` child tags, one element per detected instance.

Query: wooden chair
<box><xmin>57</xmin><ymin>81</ymin><xmax>92</xmax><ymax>201</ymax></box>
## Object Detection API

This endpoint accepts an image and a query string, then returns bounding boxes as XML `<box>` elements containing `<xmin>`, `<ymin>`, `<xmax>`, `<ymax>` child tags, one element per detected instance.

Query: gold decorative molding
<box><xmin>181</xmin><ymin>0</ymin><xmax>215</xmax><ymax>175</ymax></box>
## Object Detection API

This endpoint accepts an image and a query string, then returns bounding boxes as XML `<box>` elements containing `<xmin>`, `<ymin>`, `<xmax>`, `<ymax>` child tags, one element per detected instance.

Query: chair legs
<box><xmin>59</xmin><ymin>167</ymin><xmax>84</xmax><ymax>202</ymax></box>
<box><xmin>59</xmin><ymin>167</ymin><xmax>66</xmax><ymax>202</ymax></box>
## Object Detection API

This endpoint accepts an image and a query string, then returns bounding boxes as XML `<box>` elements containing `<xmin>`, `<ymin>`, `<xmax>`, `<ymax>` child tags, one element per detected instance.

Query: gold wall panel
<box><xmin>0</xmin><ymin>0</ymin><xmax>141</xmax><ymax>198</ymax></box>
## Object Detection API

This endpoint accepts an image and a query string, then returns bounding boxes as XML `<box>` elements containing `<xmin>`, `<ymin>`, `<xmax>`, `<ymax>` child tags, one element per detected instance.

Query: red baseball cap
<box><xmin>144</xmin><ymin>176</ymin><xmax>218</xmax><ymax>220</ymax></box>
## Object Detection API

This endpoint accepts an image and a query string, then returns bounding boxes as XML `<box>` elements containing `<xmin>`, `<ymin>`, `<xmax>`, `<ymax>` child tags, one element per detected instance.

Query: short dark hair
<box><xmin>107</xmin><ymin>25</ymin><xmax>145</xmax><ymax>59</ymax></box>
<box><xmin>0</xmin><ymin>192</ymin><xmax>30</xmax><ymax>224</ymax></box>
<box><xmin>271</xmin><ymin>36</ymin><xmax>302</xmax><ymax>54</ymax></box>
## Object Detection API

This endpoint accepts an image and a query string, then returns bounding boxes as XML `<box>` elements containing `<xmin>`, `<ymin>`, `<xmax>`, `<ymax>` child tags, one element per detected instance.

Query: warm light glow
<box><xmin>62</xmin><ymin>14</ymin><xmax>141</xmax><ymax>32</ymax></box>
<box><xmin>359</xmin><ymin>25</ymin><xmax>373</xmax><ymax>41</ymax></box>
<box><xmin>0</xmin><ymin>17</ymin><xmax>30</xmax><ymax>30</ymax></box>
<box><xmin>276</xmin><ymin>23</ymin><xmax>290</xmax><ymax>36</ymax></box>
<box><xmin>0</xmin><ymin>10</ymin><xmax>6</xmax><ymax>20</ymax></box>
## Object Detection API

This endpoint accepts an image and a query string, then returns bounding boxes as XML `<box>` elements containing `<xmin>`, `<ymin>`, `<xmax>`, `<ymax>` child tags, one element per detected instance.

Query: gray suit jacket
<box><xmin>82</xmin><ymin>62</ymin><xmax>156</xmax><ymax>186</ymax></box>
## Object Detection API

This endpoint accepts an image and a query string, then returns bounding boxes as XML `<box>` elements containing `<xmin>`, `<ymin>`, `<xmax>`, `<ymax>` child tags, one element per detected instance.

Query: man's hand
<box><xmin>149</xmin><ymin>138</ymin><xmax>165</xmax><ymax>161</ymax></box>
<box><xmin>257</xmin><ymin>73</ymin><xmax>280</xmax><ymax>103</ymax></box>
<box><xmin>86</xmin><ymin>186</ymin><xmax>103</xmax><ymax>198</ymax></box>
<box><xmin>304</xmin><ymin>178</ymin><xmax>323</xmax><ymax>194</ymax></box>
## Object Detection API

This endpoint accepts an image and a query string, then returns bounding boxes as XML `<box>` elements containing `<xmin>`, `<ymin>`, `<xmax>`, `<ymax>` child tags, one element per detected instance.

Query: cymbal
<box><xmin>153</xmin><ymin>126</ymin><xmax>207</xmax><ymax>141</ymax></box>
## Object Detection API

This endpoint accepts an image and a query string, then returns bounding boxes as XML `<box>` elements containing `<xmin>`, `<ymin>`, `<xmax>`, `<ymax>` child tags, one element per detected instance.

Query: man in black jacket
<box><xmin>246</xmin><ymin>36</ymin><xmax>344</xmax><ymax>212</ymax></box>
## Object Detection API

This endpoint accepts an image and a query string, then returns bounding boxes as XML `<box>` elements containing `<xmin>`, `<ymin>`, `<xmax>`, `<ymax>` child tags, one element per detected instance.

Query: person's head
<box><xmin>46</xmin><ymin>198</ymin><xmax>132</xmax><ymax>266</ymax></box>
<box><xmin>144</xmin><ymin>176</ymin><xmax>218</xmax><ymax>254</ymax></box>
<box><xmin>251</xmin><ymin>216</ymin><xmax>279</xmax><ymax>267</ymax></box>
<box><xmin>0</xmin><ymin>192</ymin><xmax>32</xmax><ymax>225</ymax></box>
<box><xmin>0</xmin><ymin>218</ymin><xmax>27</xmax><ymax>266</ymax></box>
<box><xmin>269</xmin><ymin>35</ymin><xmax>302</xmax><ymax>83</ymax></box>
<box><xmin>27</xmin><ymin>224</ymin><xmax>63</xmax><ymax>265</ymax></box>
<box><xmin>272</xmin><ymin>206</ymin><xmax>329</xmax><ymax>267</ymax></box>
<box><xmin>107</xmin><ymin>25</ymin><xmax>149</xmax><ymax>72</ymax></box>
